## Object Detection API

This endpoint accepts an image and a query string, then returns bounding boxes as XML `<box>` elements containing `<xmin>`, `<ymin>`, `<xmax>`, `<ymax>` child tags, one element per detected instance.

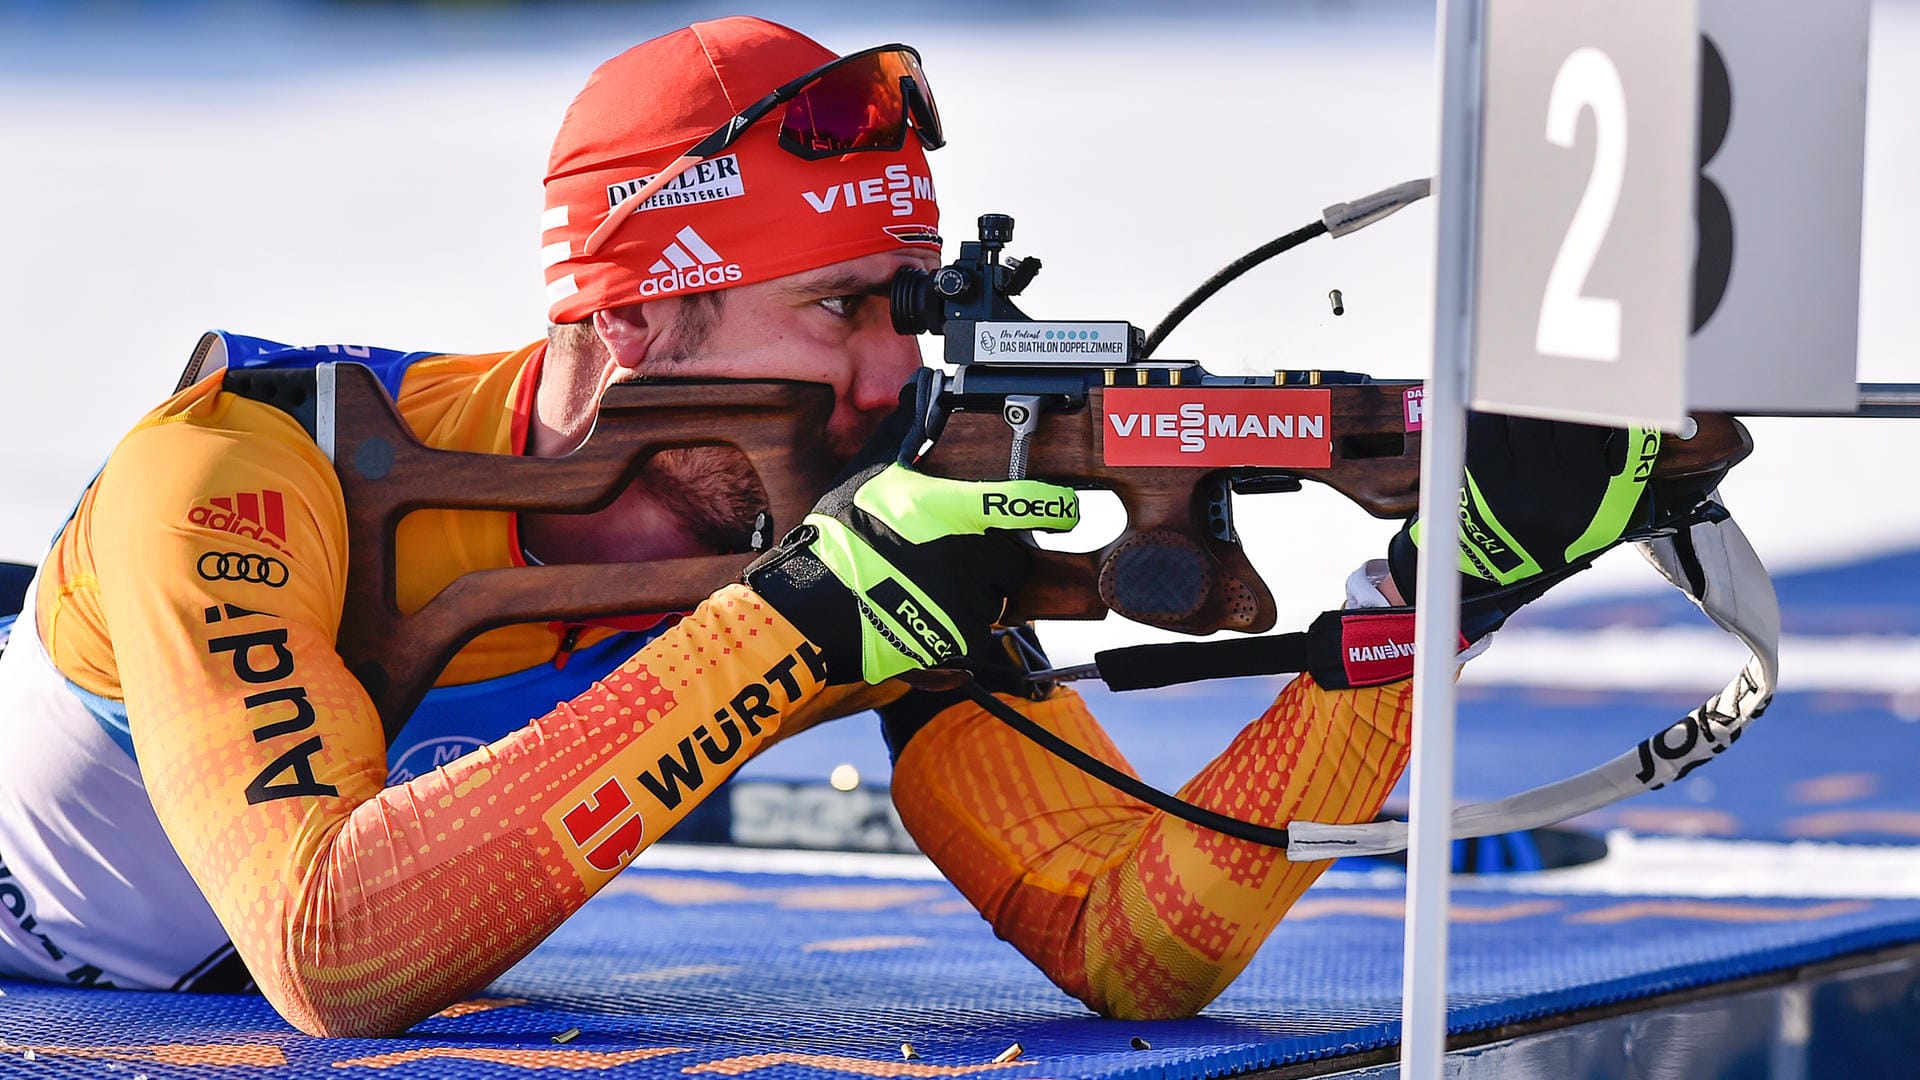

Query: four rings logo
<box><xmin>198</xmin><ymin>551</ymin><xmax>289</xmax><ymax>587</ymax></box>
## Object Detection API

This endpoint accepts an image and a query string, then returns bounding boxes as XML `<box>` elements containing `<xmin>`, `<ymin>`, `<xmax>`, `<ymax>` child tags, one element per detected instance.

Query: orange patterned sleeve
<box><xmin>888</xmin><ymin>677</ymin><xmax>1413</xmax><ymax>1020</ymax></box>
<box><xmin>88</xmin><ymin>405</ymin><xmax>825</xmax><ymax>1036</ymax></box>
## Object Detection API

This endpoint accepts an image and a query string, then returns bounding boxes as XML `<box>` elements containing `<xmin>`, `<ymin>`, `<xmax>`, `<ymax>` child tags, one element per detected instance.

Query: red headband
<box><xmin>541</xmin><ymin>17</ymin><xmax>941</xmax><ymax>323</ymax></box>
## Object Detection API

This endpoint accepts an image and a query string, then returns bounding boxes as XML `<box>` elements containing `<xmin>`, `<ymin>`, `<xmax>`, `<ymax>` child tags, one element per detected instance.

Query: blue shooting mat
<box><xmin>1445</xmin><ymin>685</ymin><xmax>1920</xmax><ymax>845</ymax></box>
<box><xmin>3</xmin><ymin>865</ymin><xmax>1920</xmax><ymax>1078</ymax></box>
<box><xmin>741</xmin><ymin>545</ymin><xmax>1920</xmax><ymax>847</ymax></box>
<box><xmin>1526</xmin><ymin>543</ymin><xmax>1920</xmax><ymax>635</ymax></box>
<box><xmin>5</xmin><ymin>552</ymin><xmax>1918</xmax><ymax>1073</ymax></box>
<box><xmin>740</xmin><ymin>680</ymin><xmax>1920</xmax><ymax>848</ymax></box>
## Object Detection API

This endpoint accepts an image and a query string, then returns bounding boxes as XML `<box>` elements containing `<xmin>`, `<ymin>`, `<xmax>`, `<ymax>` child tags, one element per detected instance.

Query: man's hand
<box><xmin>1388</xmin><ymin>413</ymin><xmax>1660</xmax><ymax>639</ymax></box>
<box><xmin>746</xmin><ymin>459</ymin><xmax>1079</xmax><ymax>686</ymax></box>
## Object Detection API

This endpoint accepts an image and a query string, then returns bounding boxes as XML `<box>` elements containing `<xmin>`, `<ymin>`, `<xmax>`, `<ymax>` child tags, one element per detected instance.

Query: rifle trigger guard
<box><xmin>1205</xmin><ymin>476</ymin><xmax>1237</xmax><ymax>543</ymax></box>
<box><xmin>1003</xmin><ymin>394</ymin><xmax>1045</xmax><ymax>479</ymax></box>
<box><xmin>900</xmin><ymin>367</ymin><xmax>950</xmax><ymax>466</ymax></box>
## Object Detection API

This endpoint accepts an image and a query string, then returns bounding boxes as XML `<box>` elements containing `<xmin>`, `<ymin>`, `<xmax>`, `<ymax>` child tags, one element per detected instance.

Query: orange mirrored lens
<box><xmin>780</xmin><ymin>49</ymin><xmax>932</xmax><ymax>158</ymax></box>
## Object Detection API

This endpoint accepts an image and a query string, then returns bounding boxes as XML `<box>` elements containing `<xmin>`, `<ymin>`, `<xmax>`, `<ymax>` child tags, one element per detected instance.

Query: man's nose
<box><xmin>848</xmin><ymin>327</ymin><xmax>926</xmax><ymax>414</ymax></box>
<box><xmin>824</xmin><ymin>329</ymin><xmax>925</xmax><ymax>460</ymax></box>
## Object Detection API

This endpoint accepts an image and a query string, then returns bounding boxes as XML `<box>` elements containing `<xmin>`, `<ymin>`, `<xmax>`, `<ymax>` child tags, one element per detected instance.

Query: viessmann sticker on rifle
<box><xmin>1101</xmin><ymin>388</ymin><xmax>1333</xmax><ymax>467</ymax></box>
<box><xmin>974</xmin><ymin>322</ymin><xmax>1129</xmax><ymax>363</ymax></box>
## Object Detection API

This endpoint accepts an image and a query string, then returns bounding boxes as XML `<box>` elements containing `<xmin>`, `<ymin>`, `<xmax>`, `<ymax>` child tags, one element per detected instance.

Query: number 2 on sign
<box><xmin>1536</xmin><ymin>47</ymin><xmax>1627</xmax><ymax>363</ymax></box>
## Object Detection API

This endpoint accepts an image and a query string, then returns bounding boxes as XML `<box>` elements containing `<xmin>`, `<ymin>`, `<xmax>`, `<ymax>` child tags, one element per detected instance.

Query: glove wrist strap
<box><xmin>1089</xmin><ymin>608</ymin><xmax>1470</xmax><ymax>692</ymax></box>
<box><xmin>744</xmin><ymin>542</ymin><xmax>864</xmax><ymax>685</ymax></box>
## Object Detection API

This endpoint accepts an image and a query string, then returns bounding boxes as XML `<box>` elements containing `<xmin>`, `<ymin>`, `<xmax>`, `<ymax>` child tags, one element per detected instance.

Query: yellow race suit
<box><xmin>0</xmin><ymin>335</ymin><xmax>1413</xmax><ymax>1035</ymax></box>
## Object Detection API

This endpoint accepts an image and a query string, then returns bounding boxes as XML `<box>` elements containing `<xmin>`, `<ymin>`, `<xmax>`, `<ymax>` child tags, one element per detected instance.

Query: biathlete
<box><xmin>0</xmin><ymin>17</ymin><xmax>1653</xmax><ymax>1035</ymax></box>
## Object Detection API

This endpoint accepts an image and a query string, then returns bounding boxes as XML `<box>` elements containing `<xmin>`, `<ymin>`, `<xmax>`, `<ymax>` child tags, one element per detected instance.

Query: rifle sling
<box><xmin>1029</xmin><ymin>501</ymin><xmax>1780</xmax><ymax>860</ymax></box>
<box><xmin>1287</xmin><ymin>506</ymin><xmax>1780</xmax><ymax>860</ymax></box>
<box><xmin>1084</xmin><ymin>525</ymin><xmax>1691</xmax><ymax>694</ymax></box>
<box><xmin>1091</xmin><ymin>609</ymin><xmax>1443</xmax><ymax>692</ymax></box>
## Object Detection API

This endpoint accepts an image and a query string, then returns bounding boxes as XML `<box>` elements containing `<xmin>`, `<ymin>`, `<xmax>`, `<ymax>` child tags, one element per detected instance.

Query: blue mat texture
<box><xmin>7</xmin><ymin>551</ymin><xmax>1919</xmax><ymax>1075</ymax></box>
<box><xmin>736</xmin><ymin>547</ymin><xmax>1920</xmax><ymax>848</ymax></box>
<box><xmin>740</xmin><ymin>682</ymin><xmax>1920</xmax><ymax>848</ymax></box>
<box><xmin>2</xmin><ymin>867</ymin><xmax>1917</xmax><ymax>1078</ymax></box>
<box><xmin>1527</xmin><ymin>545</ymin><xmax>1920</xmax><ymax>636</ymax></box>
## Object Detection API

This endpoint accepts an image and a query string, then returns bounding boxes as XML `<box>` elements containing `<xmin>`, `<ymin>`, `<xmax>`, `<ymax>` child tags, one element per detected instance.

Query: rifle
<box><xmin>886</xmin><ymin>210</ymin><xmax>1753</xmax><ymax>637</ymax></box>
<box><xmin>322</xmin><ymin>185</ymin><xmax>1885</xmax><ymax>735</ymax></box>
<box><xmin>305</xmin><ymin>183</ymin><xmax>1911</xmax><ymax>858</ymax></box>
<box><xmin>871</xmin><ymin>199</ymin><xmax>1905</xmax><ymax>858</ymax></box>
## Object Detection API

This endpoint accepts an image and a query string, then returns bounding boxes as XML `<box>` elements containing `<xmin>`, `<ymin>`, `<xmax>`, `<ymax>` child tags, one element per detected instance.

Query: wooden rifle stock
<box><xmin>325</xmin><ymin>363</ymin><xmax>837</xmax><ymax>741</ymax></box>
<box><xmin>321</xmin><ymin>365</ymin><xmax>1750</xmax><ymax>737</ymax></box>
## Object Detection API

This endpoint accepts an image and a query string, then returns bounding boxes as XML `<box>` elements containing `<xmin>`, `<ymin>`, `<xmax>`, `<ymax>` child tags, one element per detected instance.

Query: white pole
<box><xmin>1403</xmin><ymin>0</ymin><xmax>1482</xmax><ymax>1077</ymax></box>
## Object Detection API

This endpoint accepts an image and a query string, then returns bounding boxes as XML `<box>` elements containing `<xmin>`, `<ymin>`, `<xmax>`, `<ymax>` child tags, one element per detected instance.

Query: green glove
<box><xmin>747</xmin><ymin>461</ymin><xmax>1079</xmax><ymax>685</ymax></box>
<box><xmin>1389</xmin><ymin>413</ymin><xmax>1660</xmax><ymax>639</ymax></box>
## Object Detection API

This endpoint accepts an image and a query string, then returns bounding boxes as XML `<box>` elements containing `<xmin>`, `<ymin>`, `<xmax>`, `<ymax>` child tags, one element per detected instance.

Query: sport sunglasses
<box><xmin>583</xmin><ymin>43</ymin><xmax>944</xmax><ymax>256</ymax></box>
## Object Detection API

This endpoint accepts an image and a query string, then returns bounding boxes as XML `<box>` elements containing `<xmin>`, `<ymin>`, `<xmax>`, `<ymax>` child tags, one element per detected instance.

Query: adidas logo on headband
<box><xmin>642</xmin><ymin>226</ymin><xmax>743</xmax><ymax>297</ymax></box>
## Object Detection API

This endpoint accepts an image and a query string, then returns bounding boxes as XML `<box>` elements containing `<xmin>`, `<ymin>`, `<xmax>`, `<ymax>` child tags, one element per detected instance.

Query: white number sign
<box><xmin>1536</xmin><ymin>47</ymin><xmax>1627</xmax><ymax>363</ymax></box>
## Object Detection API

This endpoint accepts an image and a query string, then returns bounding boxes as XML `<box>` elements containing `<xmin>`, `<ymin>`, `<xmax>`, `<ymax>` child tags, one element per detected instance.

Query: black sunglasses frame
<box><xmin>584</xmin><ymin>43</ymin><xmax>943</xmax><ymax>257</ymax></box>
<box><xmin>687</xmin><ymin>43</ymin><xmax>945</xmax><ymax>162</ymax></box>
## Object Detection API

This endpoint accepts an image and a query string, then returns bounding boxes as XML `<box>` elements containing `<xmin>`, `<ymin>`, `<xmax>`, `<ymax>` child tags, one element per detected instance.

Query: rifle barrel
<box><xmin>1736</xmin><ymin>382</ymin><xmax>1920</xmax><ymax>418</ymax></box>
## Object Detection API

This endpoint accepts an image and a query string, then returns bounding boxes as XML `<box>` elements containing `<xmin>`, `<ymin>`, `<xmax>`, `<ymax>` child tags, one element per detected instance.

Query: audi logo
<box><xmin>197</xmin><ymin>551</ymin><xmax>289</xmax><ymax>587</ymax></box>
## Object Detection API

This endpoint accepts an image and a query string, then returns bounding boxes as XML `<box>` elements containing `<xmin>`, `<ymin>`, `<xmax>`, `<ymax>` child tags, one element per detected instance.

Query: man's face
<box><xmin>642</xmin><ymin>248</ymin><xmax>939</xmax><ymax>458</ymax></box>
<box><xmin>630</xmin><ymin>247</ymin><xmax>940</xmax><ymax>552</ymax></box>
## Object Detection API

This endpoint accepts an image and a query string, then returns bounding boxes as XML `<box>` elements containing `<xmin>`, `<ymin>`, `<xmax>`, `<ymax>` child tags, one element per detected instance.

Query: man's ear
<box><xmin>592</xmin><ymin>303</ymin><xmax>658</xmax><ymax>371</ymax></box>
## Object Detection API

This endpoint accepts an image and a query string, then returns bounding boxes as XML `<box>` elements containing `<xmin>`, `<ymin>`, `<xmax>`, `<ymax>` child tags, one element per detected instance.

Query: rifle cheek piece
<box><xmin>1101</xmin><ymin>533</ymin><xmax>1206</xmax><ymax>622</ymax></box>
<box><xmin>1097</xmin><ymin>531</ymin><xmax>1263</xmax><ymax>632</ymax></box>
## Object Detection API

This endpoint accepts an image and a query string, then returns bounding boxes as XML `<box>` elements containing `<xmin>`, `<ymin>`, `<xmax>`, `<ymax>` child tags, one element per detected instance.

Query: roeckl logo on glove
<box><xmin>1456</xmin><ymin>485</ymin><xmax>1525</xmax><ymax>579</ymax></box>
<box><xmin>1631</xmin><ymin>429</ymin><xmax>1661</xmax><ymax>482</ymax></box>
<box><xmin>981</xmin><ymin>492</ymin><xmax>1080</xmax><ymax>519</ymax></box>
<box><xmin>865</xmin><ymin>578</ymin><xmax>958</xmax><ymax>662</ymax></box>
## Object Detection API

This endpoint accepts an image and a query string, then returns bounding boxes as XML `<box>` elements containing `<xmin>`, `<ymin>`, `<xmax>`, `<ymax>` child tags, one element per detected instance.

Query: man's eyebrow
<box><xmin>780</xmin><ymin>270</ymin><xmax>895</xmax><ymax>299</ymax></box>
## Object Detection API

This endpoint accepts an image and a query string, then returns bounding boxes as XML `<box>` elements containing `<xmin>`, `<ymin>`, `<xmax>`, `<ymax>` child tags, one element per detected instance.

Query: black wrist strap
<box><xmin>1091</xmin><ymin>608</ymin><xmax>1456</xmax><ymax>692</ymax></box>
<box><xmin>1083</xmin><ymin>519</ymin><xmax>1707</xmax><ymax>694</ymax></box>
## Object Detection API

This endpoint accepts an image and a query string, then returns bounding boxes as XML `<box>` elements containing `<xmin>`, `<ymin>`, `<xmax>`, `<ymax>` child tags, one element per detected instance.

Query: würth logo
<box><xmin>641</xmin><ymin>226</ymin><xmax>742</xmax><ymax>297</ymax></box>
<box><xmin>187</xmin><ymin>490</ymin><xmax>288</xmax><ymax>551</ymax></box>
